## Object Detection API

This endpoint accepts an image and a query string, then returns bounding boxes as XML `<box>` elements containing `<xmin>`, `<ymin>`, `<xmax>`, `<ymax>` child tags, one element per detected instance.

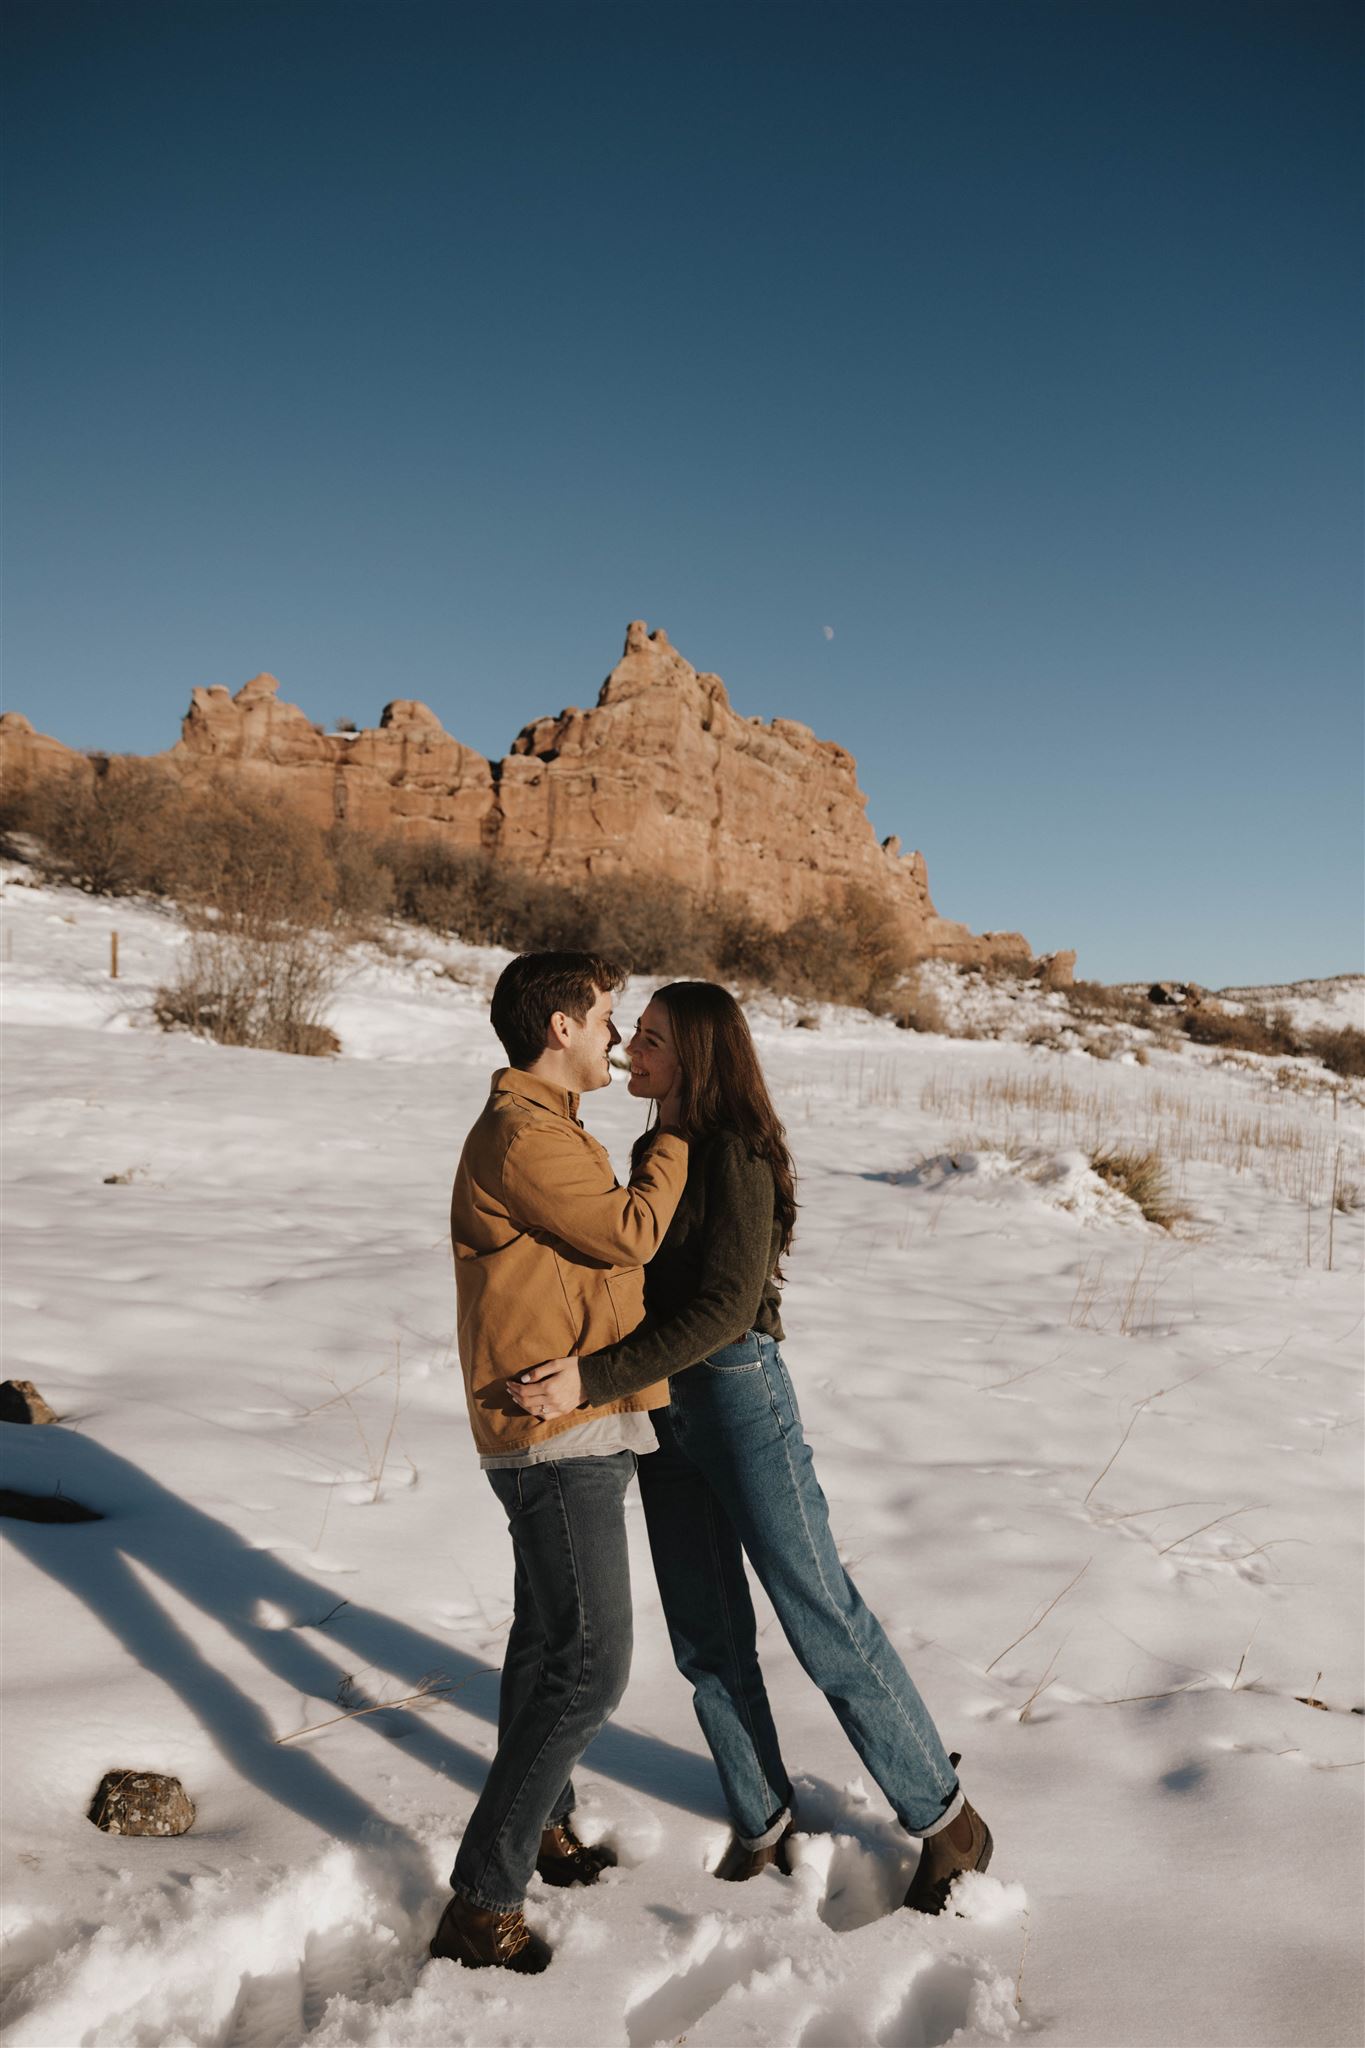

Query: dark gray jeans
<box><xmin>451</xmin><ymin>1450</ymin><xmax>636</xmax><ymax>1910</ymax></box>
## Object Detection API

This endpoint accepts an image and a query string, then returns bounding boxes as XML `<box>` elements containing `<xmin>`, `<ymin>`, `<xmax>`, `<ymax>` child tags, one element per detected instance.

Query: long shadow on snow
<box><xmin>2</xmin><ymin>1429</ymin><xmax>720</xmax><ymax>1906</ymax></box>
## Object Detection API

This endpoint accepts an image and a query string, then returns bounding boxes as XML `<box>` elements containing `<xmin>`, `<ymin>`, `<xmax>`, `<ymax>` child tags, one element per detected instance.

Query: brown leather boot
<box><xmin>428</xmin><ymin>1893</ymin><xmax>551</xmax><ymax>1973</ymax></box>
<box><xmin>713</xmin><ymin>1819</ymin><xmax>796</xmax><ymax>1882</ymax></box>
<box><xmin>536</xmin><ymin>1819</ymin><xmax>618</xmax><ymax>1888</ymax></box>
<box><xmin>903</xmin><ymin>1756</ymin><xmax>993</xmax><ymax>1916</ymax></box>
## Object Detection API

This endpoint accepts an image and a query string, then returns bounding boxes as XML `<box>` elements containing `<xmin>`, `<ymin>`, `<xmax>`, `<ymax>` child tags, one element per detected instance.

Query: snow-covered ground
<box><xmin>1</xmin><ymin>873</ymin><xmax>1361</xmax><ymax>2048</ymax></box>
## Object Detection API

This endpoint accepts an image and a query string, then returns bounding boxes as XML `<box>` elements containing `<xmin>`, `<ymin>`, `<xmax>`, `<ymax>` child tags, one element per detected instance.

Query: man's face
<box><xmin>558</xmin><ymin>985</ymin><xmax>620</xmax><ymax>1094</ymax></box>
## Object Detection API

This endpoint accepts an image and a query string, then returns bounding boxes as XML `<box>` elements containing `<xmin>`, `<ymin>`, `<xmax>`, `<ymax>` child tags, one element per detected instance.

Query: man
<box><xmin>428</xmin><ymin>951</ymin><xmax>688</xmax><ymax>1975</ymax></box>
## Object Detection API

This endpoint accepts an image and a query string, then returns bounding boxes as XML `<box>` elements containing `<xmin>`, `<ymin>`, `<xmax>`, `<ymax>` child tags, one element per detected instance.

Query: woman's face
<box><xmin>626</xmin><ymin>997</ymin><xmax>682</xmax><ymax>1108</ymax></box>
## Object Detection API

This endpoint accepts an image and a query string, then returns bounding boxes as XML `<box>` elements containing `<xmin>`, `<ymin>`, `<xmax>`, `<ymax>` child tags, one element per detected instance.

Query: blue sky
<box><xmin>4</xmin><ymin>0</ymin><xmax>1360</xmax><ymax>985</ymax></box>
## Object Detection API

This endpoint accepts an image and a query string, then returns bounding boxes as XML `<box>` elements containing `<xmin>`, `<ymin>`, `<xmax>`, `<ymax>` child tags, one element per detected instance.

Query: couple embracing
<box><xmin>430</xmin><ymin>951</ymin><xmax>993</xmax><ymax>1973</ymax></box>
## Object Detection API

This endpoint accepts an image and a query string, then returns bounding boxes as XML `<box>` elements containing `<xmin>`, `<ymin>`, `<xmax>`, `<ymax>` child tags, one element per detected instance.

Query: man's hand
<box><xmin>511</xmin><ymin>1356</ymin><xmax>583</xmax><ymax>1420</ymax></box>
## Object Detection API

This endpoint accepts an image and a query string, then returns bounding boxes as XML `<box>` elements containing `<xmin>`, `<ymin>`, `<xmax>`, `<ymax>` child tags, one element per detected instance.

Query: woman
<box><xmin>511</xmin><ymin>981</ymin><xmax>992</xmax><ymax>1913</ymax></box>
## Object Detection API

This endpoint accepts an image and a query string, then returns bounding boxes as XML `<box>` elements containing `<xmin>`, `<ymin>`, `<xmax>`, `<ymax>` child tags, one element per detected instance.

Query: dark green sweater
<box><xmin>577</xmin><ymin>1128</ymin><xmax>785</xmax><ymax>1406</ymax></box>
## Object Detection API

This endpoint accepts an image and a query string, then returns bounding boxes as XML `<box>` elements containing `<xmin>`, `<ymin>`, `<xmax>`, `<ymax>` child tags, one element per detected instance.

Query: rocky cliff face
<box><xmin>0</xmin><ymin>622</ymin><xmax>1046</xmax><ymax>969</ymax></box>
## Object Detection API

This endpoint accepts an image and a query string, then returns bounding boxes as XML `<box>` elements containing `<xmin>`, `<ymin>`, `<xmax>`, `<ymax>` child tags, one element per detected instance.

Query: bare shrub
<box><xmin>1090</xmin><ymin>1146</ymin><xmax>1185</xmax><ymax>1229</ymax></box>
<box><xmin>1180</xmin><ymin>1004</ymin><xmax>1299</xmax><ymax>1059</ymax></box>
<box><xmin>1063</xmin><ymin>981</ymin><xmax>1153</xmax><ymax>1030</ymax></box>
<box><xmin>887</xmin><ymin>970</ymin><xmax>948</xmax><ymax>1034</ymax></box>
<box><xmin>326</xmin><ymin>828</ymin><xmax>395</xmax><ymax>930</ymax></box>
<box><xmin>155</xmin><ymin>922</ymin><xmax>342</xmax><ymax>1056</ymax></box>
<box><xmin>976</xmin><ymin>955</ymin><xmax>1035</xmax><ymax>985</ymax></box>
<box><xmin>380</xmin><ymin>839</ymin><xmax>496</xmax><ymax>937</ymax></box>
<box><xmin>715</xmin><ymin>885</ymin><xmax>914</xmax><ymax>1010</ymax></box>
<box><xmin>22</xmin><ymin>758</ymin><xmax>188</xmax><ymax>896</ymax></box>
<box><xmin>1307</xmin><ymin>1025</ymin><xmax>1365</xmax><ymax>1081</ymax></box>
<box><xmin>154</xmin><ymin>787</ymin><xmax>343</xmax><ymax>1056</ymax></box>
<box><xmin>711</xmin><ymin>904</ymin><xmax>784</xmax><ymax>988</ymax></box>
<box><xmin>175</xmin><ymin>780</ymin><xmax>334</xmax><ymax>926</ymax></box>
<box><xmin>559</xmin><ymin>872</ymin><xmax>716</xmax><ymax>974</ymax></box>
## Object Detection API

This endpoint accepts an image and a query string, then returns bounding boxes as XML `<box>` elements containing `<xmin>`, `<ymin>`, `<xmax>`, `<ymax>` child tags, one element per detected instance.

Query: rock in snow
<box><xmin>88</xmin><ymin>1771</ymin><xmax>195</xmax><ymax>1838</ymax></box>
<box><xmin>0</xmin><ymin>1379</ymin><xmax>59</xmax><ymax>1425</ymax></box>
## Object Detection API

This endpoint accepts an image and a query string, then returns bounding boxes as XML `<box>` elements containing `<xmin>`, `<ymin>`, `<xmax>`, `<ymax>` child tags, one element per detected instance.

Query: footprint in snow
<box><xmin>800</xmin><ymin>1951</ymin><xmax>1021</xmax><ymax>2048</ymax></box>
<box><xmin>623</xmin><ymin>1919</ymin><xmax>788</xmax><ymax>2047</ymax></box>
<box><xmin>876</xmin><ymin>1956</ymin><xmax>985</xmax><ymax>2047</ymax></box>
<box><xmin>793</xmin><ymin>1829</ymin><xmax>911</xmax><ymax>1933</ymax></box>
<box><xmin>220</xmin><ymin>1923</ymin><xmax>397</xmax><ymax>2048</ymax></box>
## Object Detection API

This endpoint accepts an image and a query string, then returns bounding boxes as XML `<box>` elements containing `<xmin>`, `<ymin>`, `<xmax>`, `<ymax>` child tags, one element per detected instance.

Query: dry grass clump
<box><xmin>1023</xmin><ymin>1023</ymin><xmax>1073</xmax><ymax>1052</ymax></box>
<box><xmin>1082</xmin><ymin>1029</ymin><xmax>1129</xmax><ymax>1062</ymax></box>
<box><xmin>1089</xmin><ymin>1146</ymin><xmax>1186</xmax><ymax>1229</ymax></box>
<box><xmin>885</xmin><ymin>968</ymin><xmax>949</xmax><ymax>1035</ymax></box>
<box><xmin>921</xmin><ymin>1064</ymin><xmax>1363</xmax><ymax>1215</ymax></box>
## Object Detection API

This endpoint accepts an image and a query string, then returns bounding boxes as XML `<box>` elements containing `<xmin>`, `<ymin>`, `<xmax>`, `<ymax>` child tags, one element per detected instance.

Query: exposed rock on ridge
<box><xmin>0</xmin><ymin>624</ymin><xmax>1041</xmax><ymax>968</ymax></box>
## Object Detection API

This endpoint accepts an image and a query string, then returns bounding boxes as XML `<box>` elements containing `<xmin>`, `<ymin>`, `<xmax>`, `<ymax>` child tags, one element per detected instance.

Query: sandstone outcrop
<box><xmin>1</xmin><ymin>624</ymin><xmax>1042</xmax><ymax>968</ymax></box>
<box><xmin>0</xmin><ymin>711</ymin><xmax>81</xmax><ymax>793</ymax></box>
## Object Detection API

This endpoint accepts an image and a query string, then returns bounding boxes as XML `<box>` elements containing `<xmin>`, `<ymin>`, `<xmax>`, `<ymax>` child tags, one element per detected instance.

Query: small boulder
<box><xmin>1150</xmin><ymin>981</ymin><xmax>1203</xmax><ymax>1009</ymax></box>
<box><xmin>0</xmin><ymin>1379</ymin><xmax>59</xmax><ymax>1425</ymax></box>
<box><xmin>88</xmin><ymin>1771</ymin><xmax>195</xmax><ymax>1837</ymax></box>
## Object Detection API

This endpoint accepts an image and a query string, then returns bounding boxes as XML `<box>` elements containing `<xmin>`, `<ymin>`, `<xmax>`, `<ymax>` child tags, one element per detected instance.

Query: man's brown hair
<box><xmin>490</xmin><ymin>951</ymin><xmax>628</xmax><ymax>1071</ymax></box>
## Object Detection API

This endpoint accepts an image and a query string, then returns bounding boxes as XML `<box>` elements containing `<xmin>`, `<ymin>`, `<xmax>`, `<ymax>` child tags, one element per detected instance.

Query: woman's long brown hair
<box><xmin>633</xmin><ymin>981</ymin><xmax>797</xmax><ymax>1264</ymax></box>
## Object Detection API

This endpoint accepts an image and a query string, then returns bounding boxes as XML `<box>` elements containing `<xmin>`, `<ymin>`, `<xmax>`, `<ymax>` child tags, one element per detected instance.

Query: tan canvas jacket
<box><xmin>451</xmin><ymin>1067</ymin><xmax>688</xmax><ymax>1456</ymax></box>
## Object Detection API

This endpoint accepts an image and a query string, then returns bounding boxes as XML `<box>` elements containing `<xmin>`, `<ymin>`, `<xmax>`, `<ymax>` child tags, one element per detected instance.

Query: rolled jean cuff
<box><xmin>916</xmin><ymin>1786</ymin><xmax>965</xmax><ymax>1840</ymax></box>
<box><xmin>740</xmin><ymin>1805</ymin><xmax>793</xmax><ymax>1851</ymax></box>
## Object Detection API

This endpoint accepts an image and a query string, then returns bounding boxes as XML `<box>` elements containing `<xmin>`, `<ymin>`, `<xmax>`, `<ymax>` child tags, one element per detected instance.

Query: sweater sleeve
<box><xmin>577</xmin><ymin>1137</ymin><xmax>776</xmax><ymax>1404</ymax></box>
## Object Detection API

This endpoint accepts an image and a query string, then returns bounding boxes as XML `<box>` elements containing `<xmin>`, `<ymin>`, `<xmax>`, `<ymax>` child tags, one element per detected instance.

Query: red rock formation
<box><xmin>0</xmin><ymin>624</ymin><xmax>1038</xmax><ymax>966</ymax></box>
<box><xmin>0</xmin><ymin>711</ymin><xmax>84</xmax><ymax>793</ymax></box>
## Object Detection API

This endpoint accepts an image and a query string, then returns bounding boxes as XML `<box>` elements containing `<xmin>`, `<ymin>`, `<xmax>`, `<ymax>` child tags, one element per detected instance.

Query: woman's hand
<box><xmin>511</xmin><ymin>1356</ymin><xmax>583</xmax><ymax>1419</ymax></box>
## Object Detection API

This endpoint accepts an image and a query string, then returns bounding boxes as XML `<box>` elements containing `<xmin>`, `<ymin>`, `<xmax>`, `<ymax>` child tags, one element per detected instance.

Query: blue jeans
<box><xmin>451</xmin><ymin>1451</ymin><xmax>636</xmax><ymax>1910</ymax></box>
<box><xmin>638</xmin><ymin>1332</ymin><xmax>961</xmax><ymax>1844</ymax></box>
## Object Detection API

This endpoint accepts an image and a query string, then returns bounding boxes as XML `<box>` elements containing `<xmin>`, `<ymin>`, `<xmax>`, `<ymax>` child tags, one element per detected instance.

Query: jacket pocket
<box><xmin>547</xmin><ymin>1251</ymin><xmax>583</xmax><ymax>1353</ymax></box>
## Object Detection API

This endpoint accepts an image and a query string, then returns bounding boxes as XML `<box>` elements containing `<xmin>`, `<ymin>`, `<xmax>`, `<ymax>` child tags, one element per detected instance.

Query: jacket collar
<box><xmin>491</xmin><ymin>1066</ymin><xmax>581</xmax><ymax>1124</ymax></box>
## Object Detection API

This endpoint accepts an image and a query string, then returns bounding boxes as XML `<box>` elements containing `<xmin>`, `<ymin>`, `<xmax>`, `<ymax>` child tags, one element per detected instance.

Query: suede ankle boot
<box><xmin>714</xmin><ymin>1820</ymin><xmax>796</xmax><ymax>1882</ymax></box>
<box><xmin>903</xmin><ymin>1755</ymin><xmax>993</xmax><ymax>1916</ymax></box>
<box><xmin>536</xmin><ymin>1819</ymin><xmax>618</xmax><ymax>1887</ymax></box>
<box><xmin>428</xmin><ymin>1893</ymin><xmax>551</xmax><ymax>1973</ymax></box>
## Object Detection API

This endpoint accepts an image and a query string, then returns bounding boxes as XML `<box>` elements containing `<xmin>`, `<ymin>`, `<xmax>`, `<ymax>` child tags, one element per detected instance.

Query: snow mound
<box><xmin>1</xmin><ymin>1845</ymin><xmax>390</xmax><ymax>2048</ymax></box>
<box><xmin>880</xmin><ymin>1147</ymin><xmax>1141</xmax><ymax>1224</ymax></box>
